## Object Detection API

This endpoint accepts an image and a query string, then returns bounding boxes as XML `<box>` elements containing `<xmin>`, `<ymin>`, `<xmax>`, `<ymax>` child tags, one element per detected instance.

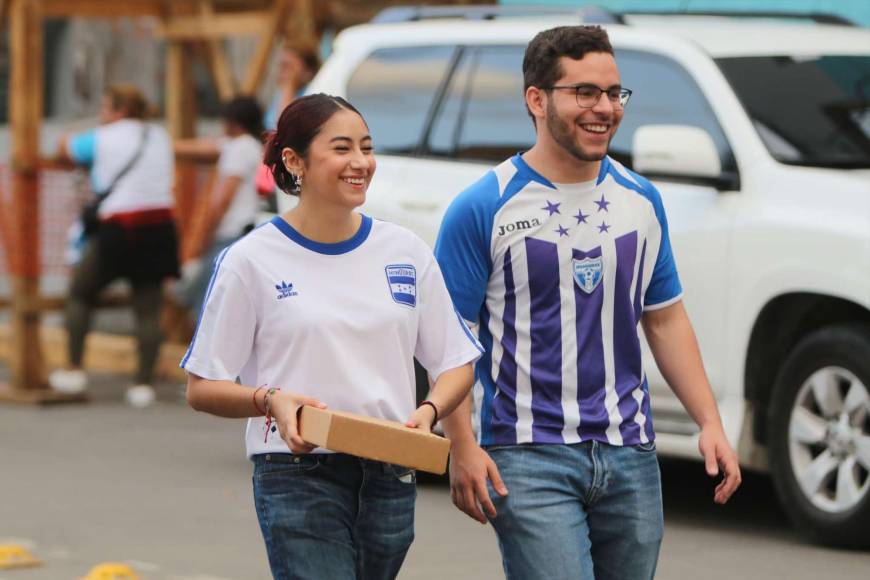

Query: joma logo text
<box><xmin>497</xmin><ymin>218</ymin><xmax>541</xmax><ymax>236</ymax></box>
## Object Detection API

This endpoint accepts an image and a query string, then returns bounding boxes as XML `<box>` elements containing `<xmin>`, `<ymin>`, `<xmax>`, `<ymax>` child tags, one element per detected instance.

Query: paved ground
<box><xmin>1</xmin><ymin>369</ymin><xmax>869</xmax><ymax>580</ymax></box>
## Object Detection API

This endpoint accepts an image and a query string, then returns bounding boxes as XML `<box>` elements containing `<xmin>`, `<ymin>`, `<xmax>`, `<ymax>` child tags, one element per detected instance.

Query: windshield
<box><xmin>716</xmin><ymin>55</ymin><xmax>870</xmax><ymax>168</ymax></box>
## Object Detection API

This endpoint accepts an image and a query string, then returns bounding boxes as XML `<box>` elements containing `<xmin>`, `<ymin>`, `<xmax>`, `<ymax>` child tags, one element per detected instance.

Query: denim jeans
<box><xmin>485</xmin><ymin>441</ymin><xmax>663</xmax><ymax>580</ymax></box>
<box><xmin>252</xmin><ymin>453</ymin><xmax>416</xmax><ymax>580</ymax></box>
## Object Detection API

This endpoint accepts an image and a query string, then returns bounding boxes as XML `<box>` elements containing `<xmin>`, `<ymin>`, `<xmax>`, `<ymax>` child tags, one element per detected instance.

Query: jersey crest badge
<box><xmin>573</xmin><ymin>257</ymin><xmax>603</xmax><ymax>294</ymax></box>
<box><xmin>385</xmin><ymin>264</ymin><xmax>417</xmax><ymax>307</ymax></box>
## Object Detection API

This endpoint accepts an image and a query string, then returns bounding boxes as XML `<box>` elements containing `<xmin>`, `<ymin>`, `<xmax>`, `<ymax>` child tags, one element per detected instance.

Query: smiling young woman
<box><xmin>180</xmin><ymin>93</ymin><xmax>483</xmax><ymax>580</ymax></box>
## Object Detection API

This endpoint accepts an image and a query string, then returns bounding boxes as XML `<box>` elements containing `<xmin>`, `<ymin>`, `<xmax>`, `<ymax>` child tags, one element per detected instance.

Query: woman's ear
<box><xmin>281</xmin><ymin>147</ymin><xmax>305</xmax><ymax>177</ymax></box>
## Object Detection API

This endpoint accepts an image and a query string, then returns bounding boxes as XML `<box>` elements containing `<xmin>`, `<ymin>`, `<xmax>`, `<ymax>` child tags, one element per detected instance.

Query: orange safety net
<box><xmin>0</xmin><ymin>165</ymin><xmax>90</xmax><ymax>283</ymax></box>
<box><xmin>0</xmin><ymin>163</ymin><xmax>214</xmax><ymax>297</ymax></box>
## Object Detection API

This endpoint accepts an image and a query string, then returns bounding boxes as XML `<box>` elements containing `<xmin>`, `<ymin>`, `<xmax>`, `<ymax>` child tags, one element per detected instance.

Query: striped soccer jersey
<box><xmin>435</xmin><ymin>154</ymin><xmax>682</xmax><ymax>447</ymax></box>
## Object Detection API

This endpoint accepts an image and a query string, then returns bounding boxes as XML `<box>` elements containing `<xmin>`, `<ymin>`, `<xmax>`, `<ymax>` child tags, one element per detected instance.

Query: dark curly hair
<box><xmin>263</xmin><ymin>94</ymin><xmax>365</xmax><ymax>196</ymax></box>
<box><xmin>523</xmin><ymin>26</ymin><xmax>614</xmax><ymax>121</ymax></box>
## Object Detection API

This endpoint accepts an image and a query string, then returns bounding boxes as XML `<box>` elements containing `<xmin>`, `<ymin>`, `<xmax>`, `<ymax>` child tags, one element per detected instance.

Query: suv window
<box><xmin>427</xmin><ymin>45</ymin><xmax>535</xmax><ymax>161</ymax></box>
<box><xmin>716</xmin><ymin>55</ymin><xmax>870</xmax><ymax>168</ymax></box>
<box><xmin>613</xmin><ymin>49</ymin><xmax>735</xmax><ymax>171</ymax></box>
<box><xmin>347</xmin><ymin>46</ymin><xmax>457</xmax><ymax>155</ymax></box>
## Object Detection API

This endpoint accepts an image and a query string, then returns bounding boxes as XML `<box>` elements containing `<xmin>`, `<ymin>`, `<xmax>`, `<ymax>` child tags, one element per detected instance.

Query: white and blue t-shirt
<box><xmin>435</xmin><ymin>154</ymin><xmax>682</xmax><ymax>447</ymax></box>
<box><xmin>181</xmin><ymin>215</ymin><xmax>483</xmax><ymax>458</ymax></box>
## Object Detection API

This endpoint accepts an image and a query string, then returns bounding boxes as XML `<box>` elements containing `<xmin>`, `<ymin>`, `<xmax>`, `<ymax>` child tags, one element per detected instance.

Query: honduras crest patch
<box><xmin>385</xmin><ymin>264</ymin><xmax>417</xmax><ymax>307</ymax></box>
<box><xmin>573</xmin><ymin>257</ymin><xmax>603</xmax><ymax>294</ymax></box>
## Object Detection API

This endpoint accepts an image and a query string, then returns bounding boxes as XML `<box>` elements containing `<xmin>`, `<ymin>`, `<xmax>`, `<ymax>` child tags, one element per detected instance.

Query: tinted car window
<box><xmin>717</xmin><ymin>55</ymin><xmax>870</xmax><ymax>168</ymax></box>
<box><xmin>347</xmin><ymin>46</ymin><xmax>457</xmax><ymax>155</ymax></box>
<box><xmin>427</xmin><ymin>45</ymin><xmax>535</xmax><ymax>162</ymax></box>
<box><xmin>613</xmin><ymin>49</ymin><xmax>735</xmax><ymax>171</ymax></box>
<box><xmin>427</xmin><ymin>48</ymin><xmax>475</xmax><ymax>157</ymax></box>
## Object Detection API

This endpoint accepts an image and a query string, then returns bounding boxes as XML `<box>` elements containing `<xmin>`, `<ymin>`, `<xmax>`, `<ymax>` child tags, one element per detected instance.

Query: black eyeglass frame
<box><xmin>544</xmin><ymin>84</ymin><xmax>633</xmax><ymax>108</ymax></box>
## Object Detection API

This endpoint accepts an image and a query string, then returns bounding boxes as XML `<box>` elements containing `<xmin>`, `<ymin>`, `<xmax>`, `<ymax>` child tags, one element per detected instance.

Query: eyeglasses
<box><xmin>545</xmin><ymin>84</ymin><xmax>633</xmax><ymax>108</ymax></box>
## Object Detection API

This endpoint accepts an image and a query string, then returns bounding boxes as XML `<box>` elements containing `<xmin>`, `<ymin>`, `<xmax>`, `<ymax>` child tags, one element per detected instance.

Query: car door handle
<box><xmin>399</xmin><ymin>200</ymin><xmax>439</xmax><ymax>211</ymax></box>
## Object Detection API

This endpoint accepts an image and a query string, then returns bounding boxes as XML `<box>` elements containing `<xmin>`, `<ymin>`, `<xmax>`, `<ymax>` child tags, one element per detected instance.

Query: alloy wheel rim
<box><xmin>788</xmin><ymin>366</ymin><xmax>870</xmax><ymax>513</ymax></box>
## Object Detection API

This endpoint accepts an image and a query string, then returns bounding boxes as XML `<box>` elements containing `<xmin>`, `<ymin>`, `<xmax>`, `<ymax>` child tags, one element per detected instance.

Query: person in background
<box><xmin>51</xmin><ymin>84</ymin><xmax>178</xmax><ymax>406</ymax></box>
<box><xmin>173</xmin><ymin>96</ymin><xmax>265</xmax><ymax>316</ymax></box>
<box><xmin>436</xmin><ymin>26</ymin><xmax>741</xmax><ymax>580</ymax></box>
<box><xmin>263</xmin><ymin>43</ymin><xmax>321</xmax><ymax>131</ymax></box>
<box><xmin>257</xmin><ymin>45</ymin><xmax>320</xmax><ymax>213</ymax></box>
<box><xmin>181</xmin><ymin>93</ymin><xmax>482</xmax><ymax>579</ymax></box>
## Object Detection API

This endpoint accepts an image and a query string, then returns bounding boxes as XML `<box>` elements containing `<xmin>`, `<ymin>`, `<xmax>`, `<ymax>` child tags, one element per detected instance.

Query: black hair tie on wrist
<box><xmin>419</xmin><ymin>400</ymin><xmax>439</xmax><ymax>429</ymax></box>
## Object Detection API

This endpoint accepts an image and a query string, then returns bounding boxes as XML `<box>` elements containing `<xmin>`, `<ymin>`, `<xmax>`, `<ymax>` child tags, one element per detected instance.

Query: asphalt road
<box><xmin>1</xmin><ymin>371</ymin><xmax>868</xmax><ymax>580</ymax></box>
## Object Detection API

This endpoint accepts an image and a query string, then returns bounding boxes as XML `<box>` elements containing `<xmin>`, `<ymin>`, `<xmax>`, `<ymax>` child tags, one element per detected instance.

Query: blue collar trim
<box><xmin>511</xmin><ymin>154</ymin><xmax>556</xmax><ymax>189</ymax></box>
<box><xmin>511</xmin><ymin>153</ymin><xmax>612</xmax><ymax>187</ymax></box>
<box><xmin>270</xmin><ymin>214</ymin><xmax>372</xmax><ymax>255</ymax></box>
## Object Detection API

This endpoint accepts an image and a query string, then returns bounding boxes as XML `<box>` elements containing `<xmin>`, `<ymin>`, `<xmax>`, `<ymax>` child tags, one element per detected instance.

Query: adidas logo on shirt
<box><xmin>275</xmin><ymin>280</ymin><xmax>298</xmax><ymax>299</ymax></box>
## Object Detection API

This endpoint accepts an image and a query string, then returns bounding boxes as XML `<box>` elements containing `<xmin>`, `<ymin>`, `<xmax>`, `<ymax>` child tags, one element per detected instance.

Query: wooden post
<box><xmin>0</xmin><ymin>0</ymin><xmax>79</xmax><ymax>403</ymax></box>
<box><xmin>241</xmin><ymin>0</ymin><xmax>291</xmax><ymax>95</ymax></box>
<box><xmin>197</xmin><ymin>0</ymin><xmax>236</xmax><ymax>102</ymax></box>
<box><xmin>165</xmin><ymin>40</ymin><xmax>199</xmax><ymax>261</ymax></box>
<box><xmin>164</xmin><ymin>34</ymin><xmax>200</xmax><ymax>342</ymax></box>
<box><xmin>293</xmin><ymin>0</ymin><xmax>317</xmax><ymax>48</ymax></box>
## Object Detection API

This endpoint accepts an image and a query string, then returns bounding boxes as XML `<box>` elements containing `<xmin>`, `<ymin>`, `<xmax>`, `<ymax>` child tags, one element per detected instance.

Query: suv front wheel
<box><xmin>768</xmin><ymin>325</ymin><xmax>870</xmax><ymax>548</ymax></box>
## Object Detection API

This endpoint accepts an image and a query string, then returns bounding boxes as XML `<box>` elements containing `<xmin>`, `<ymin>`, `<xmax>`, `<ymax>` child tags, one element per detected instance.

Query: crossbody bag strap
<box><xmin>94</xmin><ymin>123</ymin><xmax>151</xmax><ymax>203</ymax></box>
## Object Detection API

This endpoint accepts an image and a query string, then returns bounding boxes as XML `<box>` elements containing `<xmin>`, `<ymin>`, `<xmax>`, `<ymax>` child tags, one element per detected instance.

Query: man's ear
<box><xmin>281</xmin><ymin>147</ymin><xmax>305</xmax><ymax>176</ymax></box>
<box><xmin>525</xmin><ymin>86</ymin><xmax>547</xmax><ymax>123</ymax></box>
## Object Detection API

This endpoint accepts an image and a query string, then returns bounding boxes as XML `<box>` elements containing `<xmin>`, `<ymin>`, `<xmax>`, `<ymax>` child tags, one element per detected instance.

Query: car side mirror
<box><xmin>632</xmin><ymin>125</ymin><xmax>737</xmax><ymax>190</ymax></box>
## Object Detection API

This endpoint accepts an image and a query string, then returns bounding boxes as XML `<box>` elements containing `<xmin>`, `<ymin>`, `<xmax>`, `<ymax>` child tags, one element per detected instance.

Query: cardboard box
<box><xmin>299</xmin><ymin>406</ymin><xmax>451</xmax><ymax>475</ymax></box>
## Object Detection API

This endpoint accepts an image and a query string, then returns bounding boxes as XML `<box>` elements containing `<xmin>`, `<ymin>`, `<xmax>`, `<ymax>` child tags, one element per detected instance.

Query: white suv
<box><xmin>279</xmin><ymin>9</ymin><xmax>870</xmax><ymax>547</ymax></box>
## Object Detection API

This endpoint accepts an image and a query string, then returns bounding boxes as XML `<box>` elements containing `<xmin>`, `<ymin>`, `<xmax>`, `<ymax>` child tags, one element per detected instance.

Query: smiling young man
<box><xmin>435</xmin><ymin>26</ymin><xmax>741</xmax><ymax>579</ymax></box>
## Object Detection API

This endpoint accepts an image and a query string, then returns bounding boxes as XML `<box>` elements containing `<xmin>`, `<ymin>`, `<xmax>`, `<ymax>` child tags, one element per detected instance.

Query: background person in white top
<box><xmin>173</xmin><ymin>96</ymin><xmax>265</xmax><ymax>315</ymax></box>
<box><xmin>50</xmin><ymin>85</ymin><xmax>178</xmax><ymax>404</ymax></box>
<box><xmin>181</xmin><ymin>94</ymin><xmax>483</xmax><ymax>580</ymax></box>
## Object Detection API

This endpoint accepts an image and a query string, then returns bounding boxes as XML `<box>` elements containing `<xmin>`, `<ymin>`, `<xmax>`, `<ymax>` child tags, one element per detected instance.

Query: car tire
<box><xmin>768</xmin><ymin>324</ymin><xmax>870</xmax><ymax>548</ymax></box>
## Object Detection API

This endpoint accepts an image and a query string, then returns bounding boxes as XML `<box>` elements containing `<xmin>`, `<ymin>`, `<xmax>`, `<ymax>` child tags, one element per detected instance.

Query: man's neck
<box><xmin>522</xmin><ymin>142</ymin><xmax>602</xmax><ymax>184</ymax></box>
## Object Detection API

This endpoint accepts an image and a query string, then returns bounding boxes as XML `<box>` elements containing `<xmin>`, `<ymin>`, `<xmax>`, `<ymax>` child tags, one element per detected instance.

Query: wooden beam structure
<box><xmin>242</xmin><ymin>0</ymin><xmax>292</xmax><ymax>95</ymax></box>
<box><xmin>41</xmin><ymin>0</ymin><xmax>166</xmax><ymax>19</ymax></box>
<box><xmin>5</xmin><ymin>0</ymin><xmax>43</xmax><ymax>396</ymax></box>
<box><xmin>0</xmin><ymin>0</ymin><xmax>483</xmax><ymax>404</ymax></box>
<box><xmin>0</xmin><ymin>0</ymin><xmax>83</xmax><ymax>403</ymax></box>
<box><xmin>156</xmin><ymin>10</ymin><xmax>272</xmax><ymax>39</ymax></box>
<box><xmin>196</xmin><ymin>0</ymin><xmax>237</xmax><ymax>101</ymax></box>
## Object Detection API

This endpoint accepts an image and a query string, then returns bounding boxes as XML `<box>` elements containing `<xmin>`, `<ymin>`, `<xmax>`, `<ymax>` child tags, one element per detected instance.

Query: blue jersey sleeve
<box><xmin>68</xmin><ymin>130</ymin><xmax>97</xmax><ymax>166</ymax></box>
<box><xmin>434</xmin><ymin>172</ymin><xmax>501</xmax><ymax>324</ymax></box>
<box><xmin>639</xmin><ymin>179</ymin><xmax>682</xmax><ymax>308</ymax></box>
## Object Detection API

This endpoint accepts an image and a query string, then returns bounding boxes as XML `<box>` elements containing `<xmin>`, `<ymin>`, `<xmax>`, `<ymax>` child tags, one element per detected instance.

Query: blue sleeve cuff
<box><xmin>68</xmin><ymin>131</ymin><xmax>97</xmax><ymax>165</ymax></box>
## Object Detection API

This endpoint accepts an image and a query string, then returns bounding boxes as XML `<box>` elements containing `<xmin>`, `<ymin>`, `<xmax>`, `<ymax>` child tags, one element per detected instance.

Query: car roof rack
<box><xmin>371</xmin><ymin>4</ymin><xmax>622</xmax><ymax>25</ymax></box>
<box><xmin>622</xmin><ymin>9</ymin><xmax>856</xmax><ymax>26</ymax></box>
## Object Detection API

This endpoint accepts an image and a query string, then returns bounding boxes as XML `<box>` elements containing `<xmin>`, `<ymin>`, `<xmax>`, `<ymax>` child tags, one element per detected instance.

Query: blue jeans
<box><xmin>485</xmin><ymin>441</ymin><xmax>663</xmax><ymax>580</ymax></box>
<box><xmin>252</xmin><ymin>453</ymin><xmax>417</xmax><ymax>580</ymax></box>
